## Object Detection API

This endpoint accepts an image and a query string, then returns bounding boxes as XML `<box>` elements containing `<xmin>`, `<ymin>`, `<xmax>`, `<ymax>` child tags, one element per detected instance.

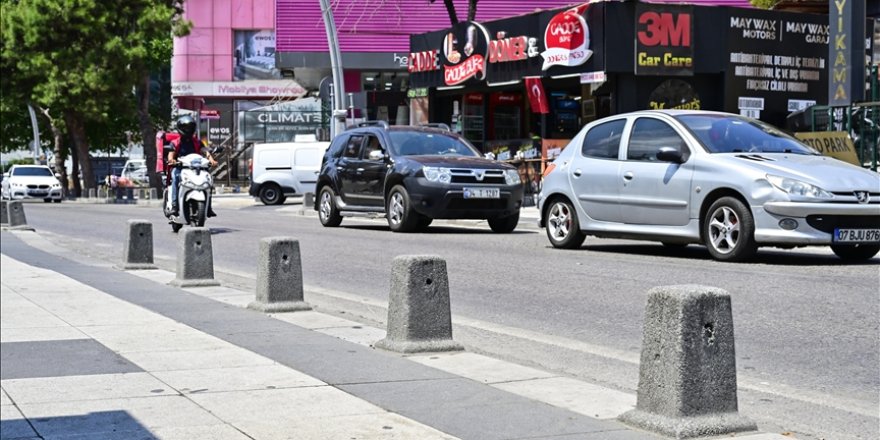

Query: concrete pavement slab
<box><xmin>408</xmin><ymin>351</ymin><xmax>557</xmax><ymax>384</ymax></box>
<box><xmin>121</xmin><ymin>347</ymin><xmax>276</xmax><ymax>372</ymax></box>
<box><xmin>0</xmin><ymin>403</ymin><xmax>38</xmax><ymax>439</ymax></box>
<box><xmin>1</xmin><ymin>373</ymin><xmax>175</xmax><ymax>404</ymax></box>
<box><xmin>234</xmin><ymin>413</ymin><xmax>458</xmax><ymax>440</ymax></box>
<box><xmin>81</xmin><ymin>322</ymin><xmax>230</xmax><ymax>353</ymax></box>
<box><xmin>0</xmin><ymin>340</ymin><xmax>143</xmax><ymax>380</ymax></box>
<box><xmin>315</xmin><ymin>325</ymin><xmax>387</xmax><ymax>346</ymax></box>
<box><xmin>271</xmin><ymin>310</ymin><xmax>364</xmax><ymax>329</ymax></box>
<box><xmin>151</xmin><ymin>364</ymin><xmax>324</xmax><ymax>394</ymax></box>
<box><xmin>493</xmin><ymin>376</ymin><xmax>636</xmax><ymax>420</ymax></box>
<box><xmin>0</xmin><ymin>326</ymin><xmax>89</xmax><ymax>343</ymax></box>
<box><xmin>0</xmin><ymin>295</ymin><xmax>70</xmax><ymax>329</ymax></box>
<box><xmin>1</xmin><ymin>388</ymin><xmax>12</xmax><ymax>405</ymax></box>
<box><xmin>147</xmin><ymin>424</ymin><xmax>254</xmax><ymax>440</ymax></box>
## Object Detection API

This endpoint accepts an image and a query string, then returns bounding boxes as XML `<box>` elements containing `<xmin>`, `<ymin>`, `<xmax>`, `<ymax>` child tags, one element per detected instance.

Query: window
<box><xmin>364</xmin><ymin>135</ymin><xmax>384</xmax><ymax>159</ymax></box>
<box><xmin>344</xmin><ymin>135</ymin><xmax>364</xmax><ymax>158</ymax></box>
<box><xmin>13</xmin><ymin>167</ymin><xmax>53</xmax><ymax>177</ymax></box>
<box><xmin>328</xmin><ymin>135</ymin><xmax>349</xmax><ymax>158</ymax></box>
<box><xmin>581</xmin><ymin>119</ymin><xmax>626</xmax><ymax>159</ymax></box>
<box><xmin>627</xmin><ymin>118</ymin><xmax>688</xmax><ymax>161</ymax></box>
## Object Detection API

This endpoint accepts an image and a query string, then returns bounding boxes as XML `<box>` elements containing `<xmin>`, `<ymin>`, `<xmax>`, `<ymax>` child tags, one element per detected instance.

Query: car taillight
<box><xmin>542</xmin><ymin>163</ymin><xmax>556</xmax><ymax>178</ymax></box>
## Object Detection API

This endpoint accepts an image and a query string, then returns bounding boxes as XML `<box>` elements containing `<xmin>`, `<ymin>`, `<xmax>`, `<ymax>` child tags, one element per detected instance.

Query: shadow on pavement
<box><xmin>3</xmin><ymin>410</ymin><xmax>157</xmax><ymax>439</ymax></box>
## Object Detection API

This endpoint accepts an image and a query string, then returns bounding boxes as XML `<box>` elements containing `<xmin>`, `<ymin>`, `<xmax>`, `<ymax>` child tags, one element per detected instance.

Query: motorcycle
<box><xmin>163</xmin><ymin>153</ymin><xmax>214</xmax><ymax>233</ymax></box>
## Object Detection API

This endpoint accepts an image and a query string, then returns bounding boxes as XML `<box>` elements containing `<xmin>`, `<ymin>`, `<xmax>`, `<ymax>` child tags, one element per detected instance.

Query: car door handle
<box><xmin>336</xmin><ymin>166</ymin><xmax>344</xmax><ymax>171</ymax></box>
<box><xmin>356</xmin><ymin>168</ymin><xmax>365</xmax><ymax>173</ymax></box>
<box><xmin>572</xmin><ymin>169</ymin><xmax>582</xmax><ymax>178</ymax></box>
<box><xmin>623</xmin><ymin>171</ymin><xmax>634</xmax><ymax>180</ymax></box>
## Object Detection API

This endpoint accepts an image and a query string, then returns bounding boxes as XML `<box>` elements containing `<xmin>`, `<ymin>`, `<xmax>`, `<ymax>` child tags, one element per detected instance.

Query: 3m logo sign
<box><xmin>637</xmin><ymin>12</ymin><xmax>691</xmax><ymax>47</ymax></box>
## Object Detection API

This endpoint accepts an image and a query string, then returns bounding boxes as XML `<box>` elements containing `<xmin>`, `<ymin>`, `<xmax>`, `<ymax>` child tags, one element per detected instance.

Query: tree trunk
<box><xmin>136</xmin><ymin>73</ymin><xmax>161</xmax><ymax>191</ymax></box>
<box><xmin>442</xmin><ymin>0</ymin><xmax>458</xmax><ymax>24</ymax></box>
<box><xmin>64</xmin><ymin>111</ymin><xmax>93</xmax><ymax>195</ymax></box>
<box><xmin>70</xmin><ymin>143</ymin><xmax>81</xmax><ymax>197</ymax></box>
<box><xmin>50</xmin><ymin>124</ymin><xmax>68</xmax><ymax>198</ymax></box>
<box><xmin>467</xmin><ymin>0</ymin><xmax>478</xmax><ymax>21</ymax></box>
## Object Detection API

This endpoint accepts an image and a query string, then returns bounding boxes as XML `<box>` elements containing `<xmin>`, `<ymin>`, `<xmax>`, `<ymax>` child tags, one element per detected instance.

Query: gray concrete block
<box><xmin>88</xmin><ymin>189</ymin><xmax>96</xmax><ymax>198</ymax></box>
<box><xmin>119</xmin><ymin>220</ymin><xmax>156</xmax><ymax>270</ymax></box>
<box><xmin>618</xmin><ymin>285</ymin><xmax>756</xmax><ymax>439</ymax></box>
<box><xmin>0</xmin><ymin>200</ymin><xmax>7</xmax><ymax>225</ymax></box>
<box><xmin>98</xmin><ymin>188</ymin><xmax>107</xmax><ymax>199</ymax></box>
<box><xmin>374</xmin><ymin>255</ymin><xmax>463</xmax><ymax>353</ymax></box>
<box><xmin>2</xmin><ymin>201</ymin><xmax>34</xmax><ymax>231</ymax></box>
<box><xmin>169</xmin><ymin>227</ymin><xmax>220</xmax><ymax>287</ymax></box>
<box><xmin>247</xmin><ymin>237</ymin><xmax>311</xmax><ymax>313</ymax></box>
<box><xmin>149</xmin><ymin>188</ymin><xmax>157</xmax><ymax>200</ymax></box>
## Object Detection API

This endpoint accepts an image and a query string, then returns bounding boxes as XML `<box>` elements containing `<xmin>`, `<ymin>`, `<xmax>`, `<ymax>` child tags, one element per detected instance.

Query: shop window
<box><xmin>627</xmin><ymin>118</ymin><xmax>688</xmax><ymax>161</ymax></box>
<box><xmin>581</xmin><ymin>119</ymin><xmax>626</xmax><ymax>159</ymax></box>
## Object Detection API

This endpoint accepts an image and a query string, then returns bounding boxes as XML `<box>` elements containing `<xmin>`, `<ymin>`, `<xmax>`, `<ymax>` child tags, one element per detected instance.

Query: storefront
<box><xmin>408</xmin><ymin>2</ymin><xmax>836</xmax><ymax>177</ymax></box>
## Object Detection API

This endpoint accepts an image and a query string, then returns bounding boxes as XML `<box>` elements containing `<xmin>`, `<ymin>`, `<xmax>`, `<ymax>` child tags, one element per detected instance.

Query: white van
<box><xmin>249</xmin><ymin>140</ymin><xmax>330</xmax><ymax>205</ymax></box>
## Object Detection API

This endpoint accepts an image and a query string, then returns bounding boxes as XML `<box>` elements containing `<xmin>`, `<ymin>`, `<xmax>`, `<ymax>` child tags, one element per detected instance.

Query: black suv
<box><xmin>314</xmin><ymin>122</ymin><xmax>524</xmax><ymax>232</ymax></box>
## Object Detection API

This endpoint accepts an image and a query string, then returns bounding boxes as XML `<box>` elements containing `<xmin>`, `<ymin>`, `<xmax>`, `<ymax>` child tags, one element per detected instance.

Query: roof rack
<box><xmin>420</xmin><ymin>123</ymin><xmax>451</xmax><ymax>131</ymax></box>
<box><xmin>355</xmin><ymin>120</ymin><xmax>390</xmax><ymax>129</ymax></box>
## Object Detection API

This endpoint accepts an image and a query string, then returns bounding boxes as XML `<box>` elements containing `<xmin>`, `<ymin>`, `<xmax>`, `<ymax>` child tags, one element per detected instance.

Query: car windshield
<box><xmin>388</xmin><ymin>131</ymin><xmax>480</xmax><ymax>157</ymax></box>
<box><xmin>13</xmin><ymin>167</ymin><xmax>53</xmax><ymax>177</ymax></box>
<box><xmin>676</xmin><ymin>114</ymin><xmax>819</xmax><ymax>155</ymax></box>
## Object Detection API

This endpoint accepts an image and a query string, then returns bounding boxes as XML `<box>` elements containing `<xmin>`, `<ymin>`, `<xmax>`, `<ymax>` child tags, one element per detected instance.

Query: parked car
<box><xmin>1</xmin><ymin>165</ymin><xmax>63</xmax><ymax>202</ymax></box>
<box><xmin>315</xmin><ymin>122</ymin><xmax>524</xmax><ymax>232</ymax></box>
<box><xmin>538</xmin><ymin>110</ymin><xmax>880</xmax><ymax>262</ymax></box>
<box><xmin>249</xmin><ymin>140</ymin><xmax>330</xmax><ymax>205</ymax></box>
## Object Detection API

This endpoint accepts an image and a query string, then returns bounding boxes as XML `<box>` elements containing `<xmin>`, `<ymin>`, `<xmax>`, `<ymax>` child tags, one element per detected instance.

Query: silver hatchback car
<box><xmin>538</xmin><ymin>110</ymin><xmax>880</xmax><ymax>262</ymax></box>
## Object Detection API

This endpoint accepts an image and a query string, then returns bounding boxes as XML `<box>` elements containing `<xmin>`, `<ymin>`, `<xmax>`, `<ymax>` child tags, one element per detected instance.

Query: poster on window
<box><xmin>234</xmin><ymin>30</ymin><xmax>281</xmax><ymax>81</ymax></box>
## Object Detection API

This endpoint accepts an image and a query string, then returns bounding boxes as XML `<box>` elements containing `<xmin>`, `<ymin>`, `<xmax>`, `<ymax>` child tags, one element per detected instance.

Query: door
<box><xmin>357</xmin><ymin>134</ymin><xmax>390</xmax><ymax>207</ymax></box>
<box><xmin>292</xmin><ymin>147</ymin><xmax>325</xmax><ymax>194</ymax></box>
<box><xmin>337</xmin><ymin>135</ymin><xmax>364</xmax><ymax>204</ymax></box>
<box><xmin>569</xmin><ymin>119</ymin><xmax>627</xmax><ymax>223</ymax></box>
<box><xmin>618</xmin><ymin>117</ymin><xmax>694</xmax><ymax>226</ymax></box>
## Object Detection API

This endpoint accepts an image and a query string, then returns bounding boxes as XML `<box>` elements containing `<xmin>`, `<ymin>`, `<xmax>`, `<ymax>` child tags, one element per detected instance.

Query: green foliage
<box><xmin>0</xmin><ymin>0</ymin><xmax>189</xmax><ymax>155</ymax></box>
<box><xmin>1</xmin><ymin>158</ymin><xmax>36</xmax><ymax>174</ymax></box>
<box><xmin>749</xmin><ymin>0</ymin><xmax>777</xmax><ymax>9</ymax></box>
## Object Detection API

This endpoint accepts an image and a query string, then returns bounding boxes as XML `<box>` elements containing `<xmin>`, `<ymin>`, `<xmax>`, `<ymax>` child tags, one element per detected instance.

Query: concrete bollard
<box><xmin>618</xmin><ymin>285</ymin><xmax>756</xmax><ymax>439</ymax></box>
<box><xmin>138</xmin><ymin>189</ymin><xmax>145</xmax><ymax>201</ymax></box>
<box><xmin>0</xmin><ymin>201</ymin><xmax>7</xmax><ymax>225</ymax></box>
<box><xmin>374</xmin><ymin>255</ymin><xmax>463</xmax><ymax>353</ymax></box>
<box><xmin>98</xmin><ymin>188</ymin><xmax>107</xmax><ymax>199</ymax></box>
<box><xmin>88</xmin><ymin>189</ymin><xmax>96</xmax><ymax>199</ymax></box>
<box><xmin>119</xmin><ymin>220</ymin><xmax>157</xmax><ymax>270</ymax></box>
<box><xmin>169</xmin><ymin>227</ymin><xmax>220</xmax><ymax>287</ymax></box>
<box><xmin>125</xmin><ymin>188</ymin><xmax>135</xmax><ymax>204</ymax></box>
<box><xmin>149</xmin><ymin>188</ymin><xmax>157</xmax><ymax>200</ymax></box>
<box><xmin>303</xmin><ymin>192</ymin><xmax>315</xmax><ymax>207</ymax></box>
<box><xmin>2</xmin><ymin>201</ymin><xmax>34</xmax><ymax>231</ymax></box>
<box><xmin>247</xmin><ymin>237</ymin><xmax>311</xmax><ymax>313</ymax></box>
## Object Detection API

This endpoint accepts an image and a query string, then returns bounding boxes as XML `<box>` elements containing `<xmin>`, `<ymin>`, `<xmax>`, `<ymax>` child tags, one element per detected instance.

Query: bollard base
<box><xmin>374</xmin><ymin>338</ymin><xmax>464</xmax><ymax>354</ymax></box>
<box><xmin>1</xmin><ymin>225</ymin><xmax>35</xmax><ymax>232</ymax></box>
<box><xmin>618</xmin><ymin>409</ymin><xmax>757</xmax><ymax>439</ymax></box>
<box><xmin>247</xmin><ymin>300</ymin><xmax>312</xmax><ymax>313</ymax></box>
<box><xmin>169</xmin><ymin>278</ymin><xmax>221</xmax><ymax>288</ymax></box>
<box><xmin>117</xmin><ymin>263</ymin><xmax>158</xmax><ymax>271</ymax></box>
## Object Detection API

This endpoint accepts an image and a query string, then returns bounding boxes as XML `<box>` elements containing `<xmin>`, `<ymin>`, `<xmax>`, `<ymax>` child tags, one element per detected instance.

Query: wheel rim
<box><xmin>708</xmin><ymin>206</ymin><xmax>740</xmax><ymax>254</ymax></box>
<box><xmin>264</xmin><ymin>188</ymin><xmax>277</xmax><ymax>203</ymax></box>
<box><xmin>547</xmin><ymin>202</ymin><xmax>572</xmax><ymax>241</ymax></box>
<box><xmin>319</xmin><ymin>191</ymin><xmax>332</xmax><ymax>221</ymax></box>
<box><xmin>388</xmin><ymin>192</ymin><xmax>405</xmax><ymax>225</ymax></box>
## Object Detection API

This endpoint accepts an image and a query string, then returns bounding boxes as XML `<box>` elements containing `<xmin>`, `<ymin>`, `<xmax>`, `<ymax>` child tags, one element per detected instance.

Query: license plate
<box><xmin>28</xmin><ymin>191</ymin><xmax>47</xmax><ymax>196</ymax></box>
<box><xmin>463</xmin><ymin>187</ymin><xmax>500</xmax><ymax>199</ymax></box>
<box><xmin>833</xmin><ymin>228</ymin><xmax>880</xmax><ymax>243</ymax></box>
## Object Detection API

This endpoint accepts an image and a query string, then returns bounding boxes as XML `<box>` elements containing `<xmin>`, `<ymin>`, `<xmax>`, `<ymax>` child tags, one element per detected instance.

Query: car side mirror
<box><xmin>2</xmin><ymin>173</ymin><xmax>9</xmax><ymax>178</ymax></box>
<box><xmin>367</xmin><ymin>150</ymin><xmax>385</xmax><ymax>161</ymax></box>
<box><xmin>656</xmin><ymin>147</ymin><xmax>684</xmax><ymax>164</ymax></box>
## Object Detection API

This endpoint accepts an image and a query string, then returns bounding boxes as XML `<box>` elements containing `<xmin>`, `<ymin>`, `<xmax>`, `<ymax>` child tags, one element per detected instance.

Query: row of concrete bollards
<box><xmin>119</xmin><ymin>219</ymin><xmax>756</xmax><ymax>439</ymax></box>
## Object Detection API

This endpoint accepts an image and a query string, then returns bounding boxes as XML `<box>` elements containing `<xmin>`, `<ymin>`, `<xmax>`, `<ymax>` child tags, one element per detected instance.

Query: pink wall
<box><xmin>172</xmin><ymin>0</ymin><xmax>275</xmax><ymax>82</ymax></box>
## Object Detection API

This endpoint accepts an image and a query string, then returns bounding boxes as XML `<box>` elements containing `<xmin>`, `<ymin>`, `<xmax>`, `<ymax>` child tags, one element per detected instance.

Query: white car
<box><xmin>1</xmin><ymin>165</ymin><xmax>64</xmax><ymax>202</ymax></box>
<box><xmin>538</xmin><ymin>110</ymin><xmax>880</xmax><ymax>262</ymax></box>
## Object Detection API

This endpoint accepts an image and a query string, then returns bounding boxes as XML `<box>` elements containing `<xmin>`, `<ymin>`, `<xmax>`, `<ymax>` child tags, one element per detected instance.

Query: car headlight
<box><xmin>423</xmin><ymin>167</ymin><xmax>452</xmax><ymax>184</ymax></box>
<box><xmin>766</xmin><ymin>174</ymin><xmax>833</xmax><ymax>200</ymax></box>
<box><xmin>504</xmin><ymin>169</ymin><xmax>521</xmax><ymax>185</ymax></box>
<box><xmin>52</xmin><ymin>183</ymin><xmax>61</xmax><ymax>188</ymax></box>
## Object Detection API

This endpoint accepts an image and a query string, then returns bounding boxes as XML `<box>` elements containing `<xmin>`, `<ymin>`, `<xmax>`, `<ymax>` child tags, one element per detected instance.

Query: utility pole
<box><xmin>27</xmin><ymin>103</ymin><xmax>41</xmax><ymax>161</ymax></box>
<box><xmin>319</xmin><ymin>0</ymin><xmax>347</xmax><ymax>139</ymax></box>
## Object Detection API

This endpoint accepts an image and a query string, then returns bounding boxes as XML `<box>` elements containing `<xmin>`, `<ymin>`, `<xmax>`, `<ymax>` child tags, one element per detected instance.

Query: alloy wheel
<box><xmin>319</xmin><ymin>191</ymin><xmax>332</xmax><ymax>221</ymax></box>
<box><xmin>708</xmin><ymin>206</ymin><xmax>740</xmax><ymax>254</ymax></box>
<box><xmin>388</xmin><ymin>192</ymin><xmax>405</xmax><ymax>226</ymax></box>
<box><xmin>548</xmin><ymin>202</ymin><xmax>572</xmax><ymax>241</ymax></box>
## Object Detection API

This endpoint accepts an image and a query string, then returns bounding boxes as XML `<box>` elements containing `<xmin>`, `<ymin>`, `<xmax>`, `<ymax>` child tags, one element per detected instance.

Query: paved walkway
<box><xmin>1</xmin><ymin>230</ymin><xmax>788</xmax><ymax>440</ymax></box>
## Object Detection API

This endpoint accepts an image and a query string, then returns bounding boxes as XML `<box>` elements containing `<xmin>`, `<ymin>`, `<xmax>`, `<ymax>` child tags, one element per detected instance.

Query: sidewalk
<box><xmin>0</xmin><ymin>230</ymin><xmax>787</xmax><ymax>440</ymax></box>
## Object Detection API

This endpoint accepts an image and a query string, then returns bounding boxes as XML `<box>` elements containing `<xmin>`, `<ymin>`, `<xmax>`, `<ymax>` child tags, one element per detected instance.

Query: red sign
<box><xmin>637</xmin><ymin>12</ymin><xmax>691</xmax><ymax>47</ymax></box>
<box><xmin>444</xmin><ymin>55</ymin><xmax>486</xmax><ymax>86</ymax></box>
<box><xmin>409</xmin><ymin>50</ymin><xmax>439</xmax><ymax>73</ymax></box>
<box><xmin>524</xmin><ymin>77</ymin><xmax>549</xmax><ymax>114</ymax></box>
<box><xmin>541</xmin><ymin>4</ymin><xmax>592</xmax><ymax>71</ymax></box>
<box><xmin>200</xmin><ymin>109</ymin><xmax>220</xmax><ymax>120</ymax></box>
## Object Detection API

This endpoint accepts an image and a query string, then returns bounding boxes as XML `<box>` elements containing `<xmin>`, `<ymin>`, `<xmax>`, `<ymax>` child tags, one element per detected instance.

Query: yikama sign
<box><xmin>172</xmin><ymin>81</ymin><xmax>307</xmax><ymax>98</ymax></box>
<box><xmin>407</xmin><ymin>2</ymin><xmax>604</xmax><ymax>88</ymax></box>
<box><xmin>635</xmin><ymin>4</ymin><xmax>694</xmax><ymax>76</ymax></box>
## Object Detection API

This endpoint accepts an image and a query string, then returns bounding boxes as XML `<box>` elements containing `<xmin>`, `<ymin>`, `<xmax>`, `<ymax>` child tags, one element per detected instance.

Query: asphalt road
<box><xmin>11</xmin><ymin>198</ymin><xmax>880</xmax><ymax>440</ymax></box>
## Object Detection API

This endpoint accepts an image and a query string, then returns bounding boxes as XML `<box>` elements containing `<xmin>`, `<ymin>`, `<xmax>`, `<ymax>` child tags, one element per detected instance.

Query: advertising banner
<box><xmin>239</xmin><ymin>97</ymin><xmax>325</xmax><ymax>143</ymax></box>
<box><xmin>234</xmin><ymin>30</ymin><xmax>281</xmax><ymax>81</ymax></box>
<box><xmin>172</xmin><ymin>81</ymin><xmax>306</xmax><ymax>98</ymax></box>
<box><xmin>724</xmin><ymin>8</ymin><xmax>828</xmax><ymax>126</ymax></box>
<box><xmin>634</xmin><ymin>4</ymin><xmax>694</xmax><ymax>76</ymax></box>
<box><xmin>793</xmin><ymin>132</ymin><xmax>860</xmax><ymax>165</ymax></box>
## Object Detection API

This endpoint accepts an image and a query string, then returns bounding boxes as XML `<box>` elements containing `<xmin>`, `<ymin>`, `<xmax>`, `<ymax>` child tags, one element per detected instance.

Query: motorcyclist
<box><xmin>166</xmin><ymin>115</ymin><xmax>217</xmax><ymax>216</ymax></box>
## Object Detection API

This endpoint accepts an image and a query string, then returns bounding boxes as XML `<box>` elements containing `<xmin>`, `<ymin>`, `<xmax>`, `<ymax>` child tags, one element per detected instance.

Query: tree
<box><xmin>429</xmin><ymin>0</ymin><xmax>479</xmax><ymax>24</ymax></box>
<box><xmin>1</xmin><ymin>0</ymin><xmax>189</xmax><ymax>194</ymax></box>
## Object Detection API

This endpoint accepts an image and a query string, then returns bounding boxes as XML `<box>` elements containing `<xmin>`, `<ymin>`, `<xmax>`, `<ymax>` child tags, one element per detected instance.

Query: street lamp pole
<box><xmin>319</xmin><ymin>0</ymin><xmax>347</xmax><ymax>139</ymax></box>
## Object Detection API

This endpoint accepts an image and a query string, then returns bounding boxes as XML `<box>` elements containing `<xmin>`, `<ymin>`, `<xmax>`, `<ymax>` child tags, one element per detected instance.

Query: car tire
<box><xmin>702</xmin><ymin>196</ymin><xmax>757</xmax><ymax>262</ymax></box>
<box><xmin>831</xmin><ymin>244</ymin><xmax>880</xmax><ymax>261</ymax></box>
<box><xmin>318</xmin><ymin>186</ymin><xmax>343</xmax><ymax>227</ymax></box>
<box><xmin>259</xmin><ymin>183</ymin><xmax>283</xmax><ymax>205</ymax></box>
<box><xmin>53</xmin><ymin>199</ymin><xmax>62</xmax><ymax>203</ymax></box>
<box><xmin>387</xmin><ymin>185</ymin><xmax>419</xmax><ymax>232</ymax></box>
<box><xmin>488</xmin><ymin>212</ymin><xmax>519</xmax><ymax>233</ymax></box>
<box><xmin>43</xmin><ymin>198</ymin><xmax>51</xmax><ymax>203</ymax></box>
<box><xmin>545</xmin><ymin>198</ymin><xmax>586</xmax><ymax>249</ymax></box>
<box><xmin>415</xmin><ymin>216</ymin><xmax>433</xmax><ymax>231</ymax></box>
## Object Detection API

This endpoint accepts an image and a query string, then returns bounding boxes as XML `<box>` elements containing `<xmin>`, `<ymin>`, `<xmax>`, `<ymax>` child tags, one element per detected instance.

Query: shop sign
<box><xmin>724</xmin><ymin>9</ymin><xmax>828</xmax><ymax>126</ymax></box>
<box><xmin>647</xmin><ymin>79</ymin><xmax>701</xmax><ymax>110</ymax></box>
<box><xmin>635</xmin><ymin>4</ymin><xmax>694</xmax><ymax>76</ymax></box>
<box><xmin>793</xmin><ymin>132</ymin><xmax>860</xmax><ymax>165</ymax></box>
<box><xmin>409</xmin><ymin>50</ymin><xmax>439</xmax><ymax>73</ymax></box>
<box><xmin>200</xmin><ymin>109</ymin><xmax>221</xmax><ymax>120</ymax></box>
<box><xmin>489</xmin><ymin>32</ymin><xmax>538</xmax><ymax>64</ymax></box>
<box><xmin>828</xmin><ymin>0</ymin><xmax>851</xmax><ymax>106</ymax></box>
<box><xmin>787</xmin><ymin>99</ymin><xmax>815</xmax><ymax>111</ymax></box>
<box><xmin>440</xmin><ymin>22</ymin><xmax>491</xmax><ymax>86</ymax></box>
<box><xmin>579</xmin><ymin>71</ymin><xmax>606</xmax><ymax>84</ymax></box>
<box><xmin>407</xmin><ymin>88</ymin><xmax>429</xmax><ymax>98</ymax></box>
<box><xmin>541</xmin><ymin>4</ymin><xmax>592</xmax><ymax>70</ymax></box>
<box><xmin>172</xmin><ymin>81</ymin><xmax>306</xmax><ymax>98</ymax></box>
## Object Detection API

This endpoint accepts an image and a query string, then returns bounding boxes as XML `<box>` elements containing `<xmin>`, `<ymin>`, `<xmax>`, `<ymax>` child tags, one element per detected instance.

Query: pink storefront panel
<box><xmin>213</xmin><ymin>28</ymin><xmax>233</xmax><ymax>55</ymax></box>
<box><xmin>186</xmin><ymin>28</ymin><xmax>215</xmax><ymax>56</ymax></box>
<box><xmin>232</xmin><ymin>0</ymin><xmax>255</xmax><ymax>28</ymax></box>
<box><xmin>185</xmin><ymin>0</ymin><xmax>214</xmax><ymax>28</ymax></box>
<box><xmin>213</xmin><ymin>55</ymin><xmax>233</xmax><ymax>81</ymax></box>
<box><xmin>187</xmin><ymin>55</ymin><xmax>215</xmax><ymax>81</ymax></box>
<box><xmin>253</xmin><ymin>0</ymin><xmax>274</xmax><ymax>29</ymax></box>
<box><xmin>213</xmin><ymin>0</ymin><xmax>232</xmax><ymax>28</ymax></box>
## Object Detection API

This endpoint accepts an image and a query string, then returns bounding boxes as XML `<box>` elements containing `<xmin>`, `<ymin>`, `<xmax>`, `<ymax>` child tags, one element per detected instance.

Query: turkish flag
<box><xmin>525</xmin><ymin>77</ymin><xmax>549</xmax><ymax>114</ymax></box>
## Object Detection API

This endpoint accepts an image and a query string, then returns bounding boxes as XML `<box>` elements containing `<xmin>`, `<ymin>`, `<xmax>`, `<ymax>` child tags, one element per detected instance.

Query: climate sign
<box><xmin>635</xmin><ymin>4</ymin><xmax>694</xmax><ymax>76</ymax></box>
